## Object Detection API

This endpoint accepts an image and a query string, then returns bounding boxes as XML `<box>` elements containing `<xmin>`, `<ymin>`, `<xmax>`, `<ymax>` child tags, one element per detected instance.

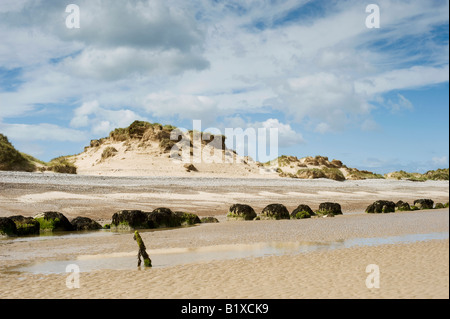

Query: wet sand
<box><xmin>0</xmin><ymin>172</ymin><xmax>448</xmax><ymax>299</ymax></box>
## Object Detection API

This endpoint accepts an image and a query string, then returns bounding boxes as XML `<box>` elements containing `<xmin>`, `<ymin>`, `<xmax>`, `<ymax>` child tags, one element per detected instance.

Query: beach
<box><xmin>0</xmin><ymin>172</ymin><xmax>449</xmax><ymax>299</ymax></box>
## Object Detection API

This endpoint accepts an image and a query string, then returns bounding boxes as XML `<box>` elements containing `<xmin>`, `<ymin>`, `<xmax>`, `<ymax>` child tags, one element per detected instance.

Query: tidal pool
<box><xmin>13</xmin><ymin>231</ymin><xmax>448</xmax><ymax>274</ymax></box>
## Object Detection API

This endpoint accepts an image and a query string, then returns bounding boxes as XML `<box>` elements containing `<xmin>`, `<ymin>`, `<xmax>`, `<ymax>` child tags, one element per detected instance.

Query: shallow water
<box><xmin>13</xmin><ymin>231</ymin><xmax>448</xmax><ymax>274</ymax></box>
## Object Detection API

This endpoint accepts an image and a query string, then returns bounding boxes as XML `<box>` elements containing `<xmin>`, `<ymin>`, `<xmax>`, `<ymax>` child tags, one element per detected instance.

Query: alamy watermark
<box><xmin>66</xmin><ymin>263</ymin><xmax>80</xmax><ymax>289</ymax></box>
<box><xmin>366</xmin><ymin>4</ymin><xmax>380</xmax><ymax>29</ymax></box>
<box><xmin>65</xmin><ymin>4</ymin><xmax>80</xmax><ymax>29</ymax></box>
<box><xmin>365</xmin><ymin>264</ymin><xmax>380</xmax><ymax>289</ymax></box>
<box><xmin>168</xmin><ymin>120</ymin><xmax>279</xmax><ymax>169</ymax></box>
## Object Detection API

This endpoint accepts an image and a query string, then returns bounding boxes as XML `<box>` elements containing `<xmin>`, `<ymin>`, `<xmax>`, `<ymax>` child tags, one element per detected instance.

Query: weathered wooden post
<box><xmin>133</xmin><ymin>231</ymin><xmax>152</xmax><ymax>267</ymax></box>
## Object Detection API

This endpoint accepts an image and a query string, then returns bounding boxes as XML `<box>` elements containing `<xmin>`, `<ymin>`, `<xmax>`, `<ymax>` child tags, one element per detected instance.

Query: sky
<box><xmin>0</xmin><ymin>0</ymin><xmax>448</xmax><ymax>174</ymax></box>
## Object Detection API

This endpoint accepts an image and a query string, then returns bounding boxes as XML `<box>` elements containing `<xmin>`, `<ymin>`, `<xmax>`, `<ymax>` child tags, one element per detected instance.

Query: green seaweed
<box><xmin>293</xmin><ymin>211</ymin><xmax>311</xmax><ymax>219</ymax></box>
<box><xmin>35</xmin><ymin>217</ymin><xmax>60</xmax><ymax>232</ymax></box>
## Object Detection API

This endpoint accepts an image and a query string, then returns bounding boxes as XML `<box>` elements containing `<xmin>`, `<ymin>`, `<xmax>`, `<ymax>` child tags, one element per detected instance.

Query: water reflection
<box><xmin>14</xmin><ymin>232</ymin><xmax>448</xmax><ymax>274</ymax></box>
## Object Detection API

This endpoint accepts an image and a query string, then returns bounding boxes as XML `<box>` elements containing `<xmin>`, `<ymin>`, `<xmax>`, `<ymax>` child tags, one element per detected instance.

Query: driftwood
<box><xmin>133</xmin><ymin>231</ymin><xmax>152</xmax><ymax>267</ymax></box>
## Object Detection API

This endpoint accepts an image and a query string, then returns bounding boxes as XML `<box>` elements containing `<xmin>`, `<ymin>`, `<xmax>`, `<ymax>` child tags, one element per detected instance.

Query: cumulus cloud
<box><xmin>0</xmin><ymin>122</ymin><xmax>88</xmax><ymax>142</ymax></box>
<box><xmin>70</xmin><ymin>100</ymin><xmax>147</xmax><ymax>136</ymax></box>
<box><xmin>432</xmin><ymin>156</ymin><xmax>449</xmax><ymax>167</ymax></box>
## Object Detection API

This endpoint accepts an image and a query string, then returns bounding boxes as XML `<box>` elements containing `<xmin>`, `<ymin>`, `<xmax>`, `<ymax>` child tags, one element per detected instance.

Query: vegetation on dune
<box><xmin>385</xmin><ymin>169</ymin><xmax>449</xmax><ymax>181</ymax></box>
<box><xmin>296</xmin><ymin>167</ymin><xmax>345</xmax><ymax>181</ymax></box>
<box><xmin>424</xmin><ymin>168</ymin><xmax>449</xmax><ymax>181</ymax></box>
<box><xmin>45</xmin><ymin>156</ymin><xmax>77</xmax><ymax>174</ymax></box>
<box><xmin>346</xmin><ymin>168</ymin><xmax>384</xmax><ymax>180</ymax></box>
<box><xmin>0</xmin><ymin>134</ymin><xmax>36</xmax><ymax>172</ymax></box>
<box><xmin>101</xmin><ymin>146</ymin><xmax>118</xmax><ymax>160</ymax></box>
<box><xmin>108</xmin><ymin>120</ymin><xmax>178</xmax><ymax>143</ymax></box>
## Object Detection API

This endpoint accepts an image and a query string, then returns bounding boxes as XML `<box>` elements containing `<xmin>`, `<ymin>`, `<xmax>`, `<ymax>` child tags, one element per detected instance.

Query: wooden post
<box><xmin>133</xmin><ymin>231</ymin><xmax>152</xmax><ymax>267</ymax></box>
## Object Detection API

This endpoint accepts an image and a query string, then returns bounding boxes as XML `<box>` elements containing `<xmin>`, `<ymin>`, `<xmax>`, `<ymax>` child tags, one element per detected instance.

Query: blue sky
<box><xmin>0</xmin><ymin>0</ymin><xmax>448</xmax><ymax>174</ymax></box>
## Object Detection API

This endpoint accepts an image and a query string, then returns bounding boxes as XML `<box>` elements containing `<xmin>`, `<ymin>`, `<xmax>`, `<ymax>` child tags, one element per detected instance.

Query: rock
<box><xmin>434</xmin><ymin>203</ymin><xmax>445</xmax><ymax>209</ymax></box>
<box><xmin>9</xmin><ymin>215</ymin><xmax>40</xmax><ymax>235</ymax></box>
<box><xmin>111</xmin><ymin>210</ymin><xmax>148</xmax><ymax>231</ymax></box>
<box><xmin>291</xmin><ymin>204</ymin><xmax>315</xmax><ymax>219</ymax></box>
<box><xmin>33</xmin><ymin>212</ymin><xmax>74</xmax><ymax>232</ymax></box>
<box><xmin>365</xmin><ymin>200</ymin><xmax>396</xmax><ymax>214</ymax></box>
<box><xmin>444</xmin><ymin>202</ymin><xmax>449</xmax><ymax>208</ymax></box>
<box><xmin>227</xmin><ymin>204</ymin><xmax>257</xmax><ymax>221</ymax></box>
<box><xmin>174</xmin><ymin>212</ymin><xmax>201</xmax><ymax>226</ymax></box>
<box><xmin>71</xmin><ymin>217</ymin><xmax>102</xmax><ymax>231</ymax></box>
<box><xmin>200</xmin><ymin>217</ymin><xmax>219</xmax><ymax>223</ymax></box>
<box><xmin>147</xmin><ymin>208</ymin><xmax>181</xmax><ymax>228</ymax></box>
<box><xmin>0</xmin><ymin>217</ymin><xmax>17</xmax><ymax>237</ymax></box>
<box><xmin>395</xmin><ymin>200</ymin><xmax>411</xmax><ymax>211</ymax></box>
<box><xmin>413</xmin><ymin>199</ymin><xmax>434</xmax><ymax>210</ymax></box>
<box><xmin>318</xmin><ymin>202</ymin><xmax>343</xmax><ymax>215</ymax></box>
<box><xmin>184</xmin><ymin>164</ymin><xmax>198</xmax><ymax>172</ymax></box>
<box><xmin>260</xmin><ymin>204</ymin><xmax>290</xmax><ymax>220</ymax></box>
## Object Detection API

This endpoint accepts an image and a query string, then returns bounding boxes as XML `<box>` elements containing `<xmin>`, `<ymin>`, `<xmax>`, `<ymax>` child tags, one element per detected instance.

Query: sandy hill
<box><xmin>71</xmin><ymin>121</ymin><xmax>266</xmax><ymax>177</ymax></box>
<box><xmin>264</xmin><ymin>155</ymin><xmax>384</xmax><ymax>181</ymax></box>
<box><xmin>70</xmin><ymin>121</ymin><xmax>385</xmax><ymax>180</ymax></box>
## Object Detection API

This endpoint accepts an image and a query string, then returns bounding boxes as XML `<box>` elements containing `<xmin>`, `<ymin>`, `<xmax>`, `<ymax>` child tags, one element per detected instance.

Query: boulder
<box><xmin>9</xmin><ymin>215</ymin><xmax>40</xmax><ymax>235</ymax></box>
<box><xmin>184</xmin><ymin>164</ymin><xmax>198</xmax><ymax>172</ymax></box>
<box><xmin>318</xmin><ymin>202</ymin><xmax>343</xmax><ymax>215</ymax></box>
<box><xmin>71</xmin><ymin>217</ymin><xmax>102</xmax><ymax>231</ymax></box>
<box><xmin>33</xmin><ymin>212</ymin><xmax>74</xmax><ymax>232</ymax></box>
<box><xmin>227</xmin><ymin>204</ymin><xmax>257</xmax><ymax>221</ymax></box>
<box><xmin>365</xmin><ymin>200</ymin><xmax>396</xmax><ymax>214</ymax></box>
<box><xmin>174</xmin><ymin>212</ymin><xmax>201</xmax><ymax>226</ymax></box>
<box><xmin>434</xmin><ymin>203</ymin><xmax>445</xmax><ymax>209</ymax></box>
<box><xmin>413</xmin><ymin>199</ymin><xmax>434</xmax><ymax>210</ymax></box>
<box><xmin>395</xmin><ymin>200</ymin><xmax>411</xmax><ymax>211</ymax></box>
<box><xmin>147</xmin><ymin>208</ymin><xmax>181</xmax><ymax>228</ymax></box>
<box><xmin>0</xmin><ymin>217</ymin><xmax>17</xmax><ymax>237</ymax></box>
<box><xmin>200</xmin><ymin>217</ymin><xmax>219</xmax><ymax>223</ymax></box>
<box><xmin>111</xmin><ymin>210</ymin><xmax>148</xmax><ymax>231</ymax></box>
<box><xmin>291</xmin><ymin>204</ymin><xmax>315</xmax><ymax>219</ymax></box>
<box><xmin>260</xmin><ymin>204</ymin><xmax>290</xmax><ymax>220</ymax></box>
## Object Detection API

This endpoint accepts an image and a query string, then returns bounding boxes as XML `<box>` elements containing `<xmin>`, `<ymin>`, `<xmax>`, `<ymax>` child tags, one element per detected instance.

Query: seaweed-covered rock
<box><xmin>413</xmin><ymin>199</ymin><xmax>434</xmax><ymax>210</ymax></box>
<box><xmin>260</xmin><ymin>204</ymin><xmax>290</xmax><ymax>220</ymax></box>
<box><xmin>174</xmin><ymin>212</ymin><xmax>201</xmax><ymax>226</ymax></box>
<box><xmin>444</xmin><ymin>202</ymin><xmax>449</xmax><ymax>208</ymax></box>
<box><xmin>434</xmin><ymin>203</ymin><xmax>445</xmax><ymax>209</ymax></box>
<box><xmin>33</xmin><ymin>212</ymin><xmax>74</xmax><ymax>232</ymax></box>
<box><xmin>395</xmin><ymin>200</ymin><xmax>411</xmax><ymax>211</ymax></box>
<box><xmin>318</xmin><ymin>202</ymin><xmax>343</xmax><ymax>215</ymax></box>
<box><xmin>291</xmin><ymin>204</ymin><xmax>315</xmax><ymax>219</ymax></box>
<box><xmin>0</xmin><ymin>217</ymin><xmax>17</xmax><ymax>237</ymax></box>
<box><xmin>111</xmin><ymin>210</ymin><xmax>148</xmax><ymax>231</ymax></box>
<box><xmin>227</xmin><ymin>204</ymin><xmax>257</xmax><ymax>221</ymax></box>
<box><xmin>71</xmin><ymin>217</ymin><xmax>102</xmax><ymax>231</ymax></box>
<box><xmin>147</xmin><ymin>208</ymin><xmax>181</xmax><ymax>229</ymax></box>
<box><xmin>9</xmin><ymin>215</ymin><xmax>40</xmax><ymax>235</ymax></box>
<box><xmin>365</xmin><ymin>200</ymin><xmax>396</xmax><ymax>214</ymax></box>
<box><xmin>200</xmin><ymin>217</ymin><xmax>219</xmax><ymax>223</ymax></box>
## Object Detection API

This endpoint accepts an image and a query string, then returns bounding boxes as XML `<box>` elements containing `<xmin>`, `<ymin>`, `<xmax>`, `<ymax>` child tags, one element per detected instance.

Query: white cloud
<box><xmin>143</xmin><ymin>92</ymin><xmax>218</xmax><ymax>124</ymax></box>
<box><xmin>70</xmin><ymin>100</ymin><xmax>147</xmax><ymax>136</ymax></box>
<box><xmin>355</xmin><ymin>65</ymin><xmax>450</xmax><ymax>97</ymax></box>
<box><xmin>432</xmin><ymin>156</ymin><xmax>449</xmax><ymax>167</ymax></box>
<box><xmin>0</xmin><ymin>122</ymin><xmax>88</xmax><ymax>142</ymax></box>
<box><xmin>222</xmin><ymin>117</ymin><xmax>304</xmax><ymax>149</ymax></box>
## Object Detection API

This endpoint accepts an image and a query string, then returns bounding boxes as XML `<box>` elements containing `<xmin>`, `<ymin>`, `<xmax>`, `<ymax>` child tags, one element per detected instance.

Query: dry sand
<box><xmin>0</xmin><ymin>172</ymin><xmax>448</xmax><ymax>299</ymax></box>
